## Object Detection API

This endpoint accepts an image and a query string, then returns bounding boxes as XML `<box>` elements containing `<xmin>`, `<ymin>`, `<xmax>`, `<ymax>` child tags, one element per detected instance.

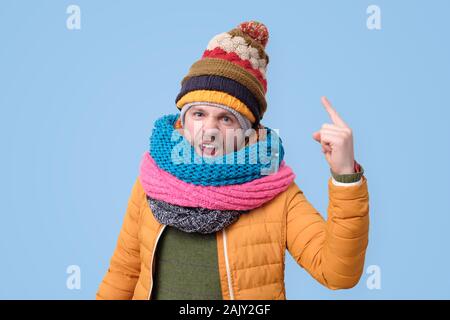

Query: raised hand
<box><xmin>312</xmin><ymin>97</ymin><xmax>356</xmax><ymax>175</ymax></box>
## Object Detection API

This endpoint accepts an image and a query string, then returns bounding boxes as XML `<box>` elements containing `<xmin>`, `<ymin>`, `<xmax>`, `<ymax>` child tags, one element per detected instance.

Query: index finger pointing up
<box><xmin>321</xmin><ymin>96</ymin><xmax>348</xmax><ymax>128</ymax></box>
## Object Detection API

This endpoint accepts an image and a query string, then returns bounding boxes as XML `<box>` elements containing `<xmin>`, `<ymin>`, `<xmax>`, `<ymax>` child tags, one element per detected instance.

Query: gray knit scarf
<box><xmin>147</xmin><ymin>196</ymin><xmax>249</xmax><ymax>234</ymax></box>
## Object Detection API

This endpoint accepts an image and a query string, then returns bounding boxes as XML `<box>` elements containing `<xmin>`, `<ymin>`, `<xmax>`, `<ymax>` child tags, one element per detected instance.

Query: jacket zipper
<box><xmin>222</xmin><ymin>229</ymin><xmax>234</xmax><ymax>300</ymax></box>
<box><xmin>147</xmin><ymin>224</ymin><xmax>167</xmax><ymax>300</ymax></box>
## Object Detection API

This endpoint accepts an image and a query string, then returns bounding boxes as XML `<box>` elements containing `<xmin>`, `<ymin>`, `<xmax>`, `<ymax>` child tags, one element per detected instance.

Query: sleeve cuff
<box><xmin>330</xmin><ymin>161</ymin><xmax>365</xmax><ymax>186</ymax></box>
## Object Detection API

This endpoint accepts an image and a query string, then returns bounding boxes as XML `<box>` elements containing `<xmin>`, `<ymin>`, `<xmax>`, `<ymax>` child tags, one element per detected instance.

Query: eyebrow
<box><xmin>191</xmin><ymin>107</ymin><xmax>235</xmax><ymax>118</ymax></box>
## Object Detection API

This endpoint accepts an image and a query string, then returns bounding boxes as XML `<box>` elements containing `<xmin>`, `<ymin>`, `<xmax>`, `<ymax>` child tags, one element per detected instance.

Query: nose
<box><xmin>200</xmin><ymin>117</ymin><xmax>219</xmax><ymax>143</ymax></box>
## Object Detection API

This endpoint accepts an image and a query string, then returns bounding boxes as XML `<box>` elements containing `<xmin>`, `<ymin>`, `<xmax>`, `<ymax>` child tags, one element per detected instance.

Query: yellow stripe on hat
<box><xmin>175</xmin><ymin>90</ymin><xmax>256</xmax><ymax>123</ymax></box>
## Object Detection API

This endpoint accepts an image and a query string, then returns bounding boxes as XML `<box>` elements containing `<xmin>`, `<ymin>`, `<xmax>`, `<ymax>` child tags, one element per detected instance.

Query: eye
<box><xmin>193</xmin><ymin>111</ymin><xmax>203</xmax><ymax>118</ymax></box>
<box><xmin>222</xmin><ymin>116</ymin><xmax>233</xmax><ymax>124</ymax></box>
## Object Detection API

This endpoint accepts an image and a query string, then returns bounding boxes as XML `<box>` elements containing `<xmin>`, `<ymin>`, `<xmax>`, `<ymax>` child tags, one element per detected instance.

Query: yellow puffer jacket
<box><xmin>96</xmin><ymin>175</ymin><xmax>369</xmax><ymax>300</ymax></box>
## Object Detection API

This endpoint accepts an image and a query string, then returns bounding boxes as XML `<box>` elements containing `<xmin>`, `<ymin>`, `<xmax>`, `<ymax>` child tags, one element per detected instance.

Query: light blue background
<box><xmin>1</xmin><ymin>0</ymin><xmax>449</xmax><ymax>299</ymax></box>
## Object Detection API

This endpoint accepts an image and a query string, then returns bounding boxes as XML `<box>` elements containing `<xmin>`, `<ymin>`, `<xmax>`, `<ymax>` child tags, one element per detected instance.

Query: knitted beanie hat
<box><xmin>175</xmin><ymin>21</ymin><xmax>270</xmax><ymax>129</ymax></box>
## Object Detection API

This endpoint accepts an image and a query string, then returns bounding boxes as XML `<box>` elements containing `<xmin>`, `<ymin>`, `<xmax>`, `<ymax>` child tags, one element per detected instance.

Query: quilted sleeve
<box><xmin>285</xmin><ymin>176</ymin><xmax>369</xmax><ymax>290</ymax></box>
<box><xmin>96</xmin><ymin>177</ymin><xmax>143</xmax><ymax>299</ymax></box>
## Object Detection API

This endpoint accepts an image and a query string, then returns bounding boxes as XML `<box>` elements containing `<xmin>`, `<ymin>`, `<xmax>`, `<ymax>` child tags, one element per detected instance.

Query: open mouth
<box><xmin>199</xmin><ymin>143</ymin><xmax>217</xmax><ymax>156</ymax></box>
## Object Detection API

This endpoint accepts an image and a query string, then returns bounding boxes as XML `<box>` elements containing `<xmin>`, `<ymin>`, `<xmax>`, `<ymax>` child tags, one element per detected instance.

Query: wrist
<box><xmin>332</xmin><ymin>161</ymin><xmax>357</xmax><ymax>175</ymax></box>
<box><xmin>332</xmin><ymin>167</ymin><xmax>355</xmax><ymax>175</ymax></box>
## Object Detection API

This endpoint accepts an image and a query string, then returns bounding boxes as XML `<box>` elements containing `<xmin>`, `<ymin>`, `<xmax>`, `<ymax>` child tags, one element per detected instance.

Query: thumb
<box><xmin>312</xmin><ymin>131</ymin><xmax>321</xmax><ymax>142</ymax></box>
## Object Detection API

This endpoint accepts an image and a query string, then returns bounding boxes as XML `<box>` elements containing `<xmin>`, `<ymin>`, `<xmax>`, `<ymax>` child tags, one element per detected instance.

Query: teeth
<box><xmin>202</xmin><ymin>144</ymin><xmax>215</xmax><ymax>149</ymax></box>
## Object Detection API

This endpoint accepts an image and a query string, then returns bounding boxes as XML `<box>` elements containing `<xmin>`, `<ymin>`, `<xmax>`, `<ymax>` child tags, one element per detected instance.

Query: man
<box><xmin>96</xmin><ymin>21</ymin><xmax>369</xmax><ymax>300</ymax></box>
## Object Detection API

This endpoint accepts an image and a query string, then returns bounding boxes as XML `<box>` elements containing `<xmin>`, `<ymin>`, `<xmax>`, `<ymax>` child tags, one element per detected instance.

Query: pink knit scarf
<box><xmin>139</xmin><ymin>152</ymin><xmax>296</xmax><ymax>211</ymax></box>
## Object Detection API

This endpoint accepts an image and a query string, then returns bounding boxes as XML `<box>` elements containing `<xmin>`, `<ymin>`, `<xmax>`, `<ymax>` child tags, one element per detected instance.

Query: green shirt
<box><xmin>152</xmin><ymin>226</ymin><xmax>223</xmax><ymax>300</ymax></box>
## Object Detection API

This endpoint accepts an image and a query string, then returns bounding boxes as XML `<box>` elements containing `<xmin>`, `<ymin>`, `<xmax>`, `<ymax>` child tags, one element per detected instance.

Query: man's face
<box><xmin>180</xmin><ymin>105</ymin><xmax>249</xmax><ymax>157</ymax></box>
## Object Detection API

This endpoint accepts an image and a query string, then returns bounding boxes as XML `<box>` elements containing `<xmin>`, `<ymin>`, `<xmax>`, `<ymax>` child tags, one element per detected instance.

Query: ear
<box><xmin>174</xmin><ymin>118</ymin><xmax>183</xmax><ymax>129</ymax></box>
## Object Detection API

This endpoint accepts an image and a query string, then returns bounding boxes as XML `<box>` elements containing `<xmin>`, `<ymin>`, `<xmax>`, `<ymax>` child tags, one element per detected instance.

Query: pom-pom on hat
<box><xmin>175</xmin><ymin>21</ymin><xmax>270</xmax><ymax>129</ymax></box>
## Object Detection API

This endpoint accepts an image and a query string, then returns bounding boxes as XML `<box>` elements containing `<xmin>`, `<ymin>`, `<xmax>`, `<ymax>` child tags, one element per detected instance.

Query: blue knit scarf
<box><xmin>149</xmin><ymin>114</ymin><xmax>285</xmax><ymax>186</ymax></box>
